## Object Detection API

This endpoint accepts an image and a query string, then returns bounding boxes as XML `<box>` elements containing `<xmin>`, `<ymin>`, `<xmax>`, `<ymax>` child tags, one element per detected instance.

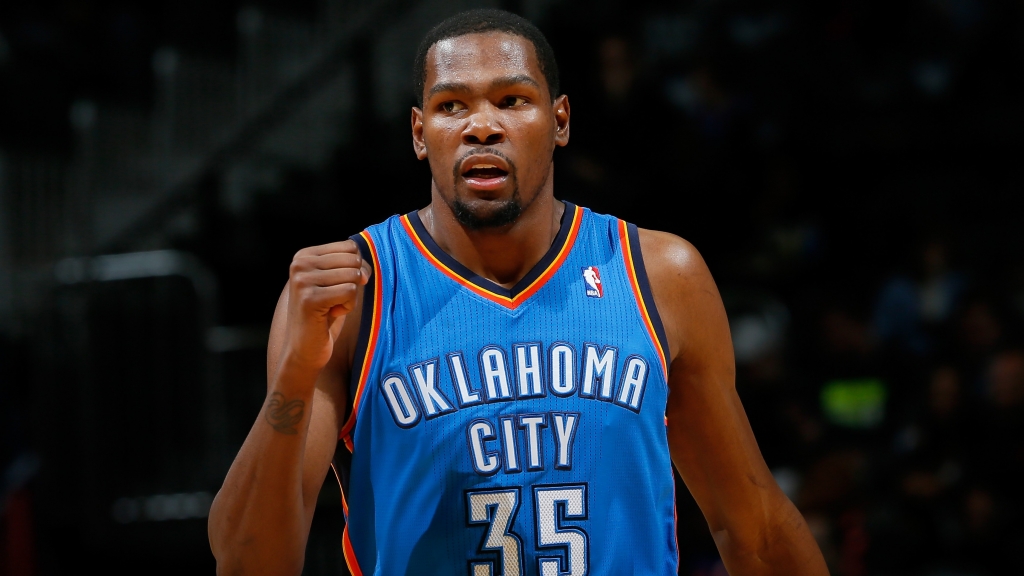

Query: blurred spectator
<box><xmin>874</xmin><ymin>240</ymin><xmax>966</xmax><ymax>356</ymax></box>
<box><xmin>973</xmin><ymin>351</ymin><xmax>1024</xmax><ymax>490</ymax></box>
<box><xmin>561</xmin><ymin>34</ymin><xmax>677</xmax><ymax>224</ymax></box>
<box><xmin>953</xmin><ymin>483</ymin><xmax>1023</xmax><ymax>574</ymax></box>
<box><xmin>730</xmin><ymin>295</ymin><xmax>823</xmax><ymax>468</ymax></box>
<box><xmin>895</xmin><ymin>366</ymin><xmax>970</xmax><ymax>495</ymax></box>
<box><xmin>797</xmin><ymin>449</ymin><xmax>869</xmax><ymax>575</ymax></box>
<box><xmin>953</xmin><ymin>298</ymin><xmax>1004</xmax><ymax>388</ymax></box>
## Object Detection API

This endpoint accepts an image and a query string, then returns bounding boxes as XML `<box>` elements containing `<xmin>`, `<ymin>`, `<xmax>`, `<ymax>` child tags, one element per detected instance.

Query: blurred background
<box><xmin>1</xmin><ymin>0</ymin><xmax>1022</xmax><ymax>574</ymax></box>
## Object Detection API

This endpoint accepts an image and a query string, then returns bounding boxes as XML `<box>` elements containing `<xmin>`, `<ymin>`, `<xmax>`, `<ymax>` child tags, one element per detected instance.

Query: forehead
<box><xmin>424</xmin><ymin>32</ymin><xmax>543</xmax><ymax>90</ymax></box>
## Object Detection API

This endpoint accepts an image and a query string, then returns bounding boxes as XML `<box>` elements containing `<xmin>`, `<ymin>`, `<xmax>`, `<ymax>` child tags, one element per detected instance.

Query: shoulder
<box><xmin>635</xmin><ymin>228</ymin><xmax>708</xmax><ymax>281</ymax></box>
<box><xmin>635</xmin><ymin>228</ymin><xmax>723</xmax><ymax>362</ymax></box>
<box><xmin>635</xmin><ymin>228</ymin><xmax>715</xmax><ymax>299</ymax></box>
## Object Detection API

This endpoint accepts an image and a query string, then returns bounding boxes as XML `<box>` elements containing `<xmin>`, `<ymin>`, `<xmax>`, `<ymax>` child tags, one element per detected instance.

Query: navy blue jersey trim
<box><xmin>347</xmin><ymin>233</ymin><xmax>376</xmax><ymax>416</ymax></box>
<box><xmin>626</xmin><ymin>223</ymin><xmax>671</xmax><ymax>367</ymax></box>
<box><xmin>332</xmin><ymin>443</ymin><xmax>352</xmax><ymax>498</ymax></box>
<box><xmin>405</xmin><ymin>202</ymin><xmax>578</xmax><ymax>299</ymax></box>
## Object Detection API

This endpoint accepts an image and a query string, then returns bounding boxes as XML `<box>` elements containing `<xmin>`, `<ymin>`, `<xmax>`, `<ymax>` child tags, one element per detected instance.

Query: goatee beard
<box><xmin>451</xmin><ymin>198</ymin><xmax>523</xmax><ymax>230</ymax></box>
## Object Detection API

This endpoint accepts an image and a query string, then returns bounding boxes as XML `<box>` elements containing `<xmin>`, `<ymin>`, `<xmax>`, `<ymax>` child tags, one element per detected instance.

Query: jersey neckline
<box><xmin>400</xmin><ymin>202</ymin><xmax>584</xmax><ymax>309</ymax></box>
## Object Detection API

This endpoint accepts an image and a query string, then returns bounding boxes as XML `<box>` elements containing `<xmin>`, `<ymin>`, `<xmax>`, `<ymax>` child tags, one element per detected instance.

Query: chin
<box><xmin>451</xmin><ymin>197</ymin><xmax>523</xmax><ymax>230</ymax></box>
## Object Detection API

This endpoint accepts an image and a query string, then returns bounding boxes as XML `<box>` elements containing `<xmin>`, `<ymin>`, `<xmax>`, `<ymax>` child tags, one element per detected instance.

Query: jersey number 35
<box><xmin>466</xmin><ymin>484</ymin><xmax>588</xmax><ymax>576</ymax></box>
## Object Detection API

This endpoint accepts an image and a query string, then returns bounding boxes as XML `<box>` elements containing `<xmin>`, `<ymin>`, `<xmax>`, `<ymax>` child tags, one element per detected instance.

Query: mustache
<box><xmin>451</xmin><ymin>147</ymin><xmax>517</xmax><ymax>180</ymax></box>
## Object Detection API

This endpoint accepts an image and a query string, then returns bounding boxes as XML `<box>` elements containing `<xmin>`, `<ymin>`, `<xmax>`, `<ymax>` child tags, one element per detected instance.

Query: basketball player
<box><xmin>209</xmin><ymin>9</ymin><xmax>828</xmax><ymax>576</ymax></box>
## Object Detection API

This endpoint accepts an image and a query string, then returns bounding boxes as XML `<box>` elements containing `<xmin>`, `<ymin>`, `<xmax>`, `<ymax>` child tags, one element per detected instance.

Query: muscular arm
<box><xmin>639</xmin><ymin>229</ymin><xmax>827</xmax><ymax>576</ymax></box>
<box><xmin>208</xmin><ymin>242</ymin><xmax>369</xmax><ymax>576</ymax></box>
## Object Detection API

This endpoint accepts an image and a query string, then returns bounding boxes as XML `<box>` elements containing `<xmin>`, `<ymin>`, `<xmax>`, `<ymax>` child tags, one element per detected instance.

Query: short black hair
<box><xmin>413</xmin><ymin>9</ymin><xmax>560</xmax><ymax>107</ymax></box>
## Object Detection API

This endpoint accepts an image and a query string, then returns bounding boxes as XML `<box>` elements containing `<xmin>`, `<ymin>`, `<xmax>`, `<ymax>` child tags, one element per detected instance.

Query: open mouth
<box><xmin>463</xmin><ymin>165</ymin><xmax>509</xmax><ymax>180</ymax></box>
<box><xmin>459</xmin><ymin>155</ymin><xmax>512</xmax><ymax>191</ymax></box>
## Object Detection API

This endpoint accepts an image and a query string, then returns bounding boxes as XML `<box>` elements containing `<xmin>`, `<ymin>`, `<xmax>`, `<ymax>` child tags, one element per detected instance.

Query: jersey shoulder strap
<box><xmin>340</xmin><ymin>215</ymin><xmax>402</xmax><ymax>449</ymax></box>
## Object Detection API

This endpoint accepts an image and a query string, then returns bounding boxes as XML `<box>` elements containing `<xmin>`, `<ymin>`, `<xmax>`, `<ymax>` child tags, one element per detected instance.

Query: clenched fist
<box><xmin>279</xmin><ymin>240</ymin><xmax>371</xmax><ymax>376</ymax></box>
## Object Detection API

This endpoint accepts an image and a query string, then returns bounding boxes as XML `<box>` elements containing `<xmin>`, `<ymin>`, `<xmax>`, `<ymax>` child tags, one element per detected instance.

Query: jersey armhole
<box><xmin>339</xmin><ymin>231</ymin><xmax>383</xmax><ymax>452</ymax></box>
<box><xmin>334</xmin><ymin>233</ymin><xmax>377</xmax><ymax>576</ymax></box>
<box><xmin>618</xmin><ymin>221</ymin><xmax>671</xmax><ymax>378</ymax></box>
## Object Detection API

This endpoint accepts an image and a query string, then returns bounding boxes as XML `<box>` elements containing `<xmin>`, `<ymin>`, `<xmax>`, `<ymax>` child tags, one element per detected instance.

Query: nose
<box><xmin>462</xmin><ymin>107</ymin><xmax>506</xmax><ymax>146</ymax></box>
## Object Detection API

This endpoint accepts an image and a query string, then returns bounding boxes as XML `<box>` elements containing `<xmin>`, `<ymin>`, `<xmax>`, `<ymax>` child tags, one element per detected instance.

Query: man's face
<box><xmin>412</xmin><ymin>32</ymin><xmax>569</xmax><ymax>229</ymax></box>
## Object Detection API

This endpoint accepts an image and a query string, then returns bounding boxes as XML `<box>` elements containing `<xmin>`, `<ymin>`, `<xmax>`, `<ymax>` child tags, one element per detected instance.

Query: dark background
<box><xmin>2</xmin><ymin>0</ymin><xmax>1023</xmax><ymax>575</ymax></box>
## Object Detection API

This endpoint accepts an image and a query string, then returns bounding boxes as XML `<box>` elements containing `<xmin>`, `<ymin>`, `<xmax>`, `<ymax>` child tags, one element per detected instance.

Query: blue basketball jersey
<box><xmin>335</xmin><ymin>203</ymin><xmax>678</xmax><ymax>575</ymax></box>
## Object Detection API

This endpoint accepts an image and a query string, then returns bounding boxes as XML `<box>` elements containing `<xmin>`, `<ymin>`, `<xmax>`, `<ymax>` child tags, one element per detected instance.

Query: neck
<box><xmin>421</xmin><ymin>183</ymin><xmax>564</xmax><ymax>289</ymax></box>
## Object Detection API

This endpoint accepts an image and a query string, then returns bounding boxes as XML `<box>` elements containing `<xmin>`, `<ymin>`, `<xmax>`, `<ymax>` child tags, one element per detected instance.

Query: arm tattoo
<box><xmin>265</xmin><ymin>392</ymin><xmax>305</xmax><ymax>435</ymax></box>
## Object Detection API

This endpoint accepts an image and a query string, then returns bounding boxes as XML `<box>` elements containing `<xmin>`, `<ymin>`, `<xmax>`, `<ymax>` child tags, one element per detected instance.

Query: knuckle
<box><xmin>291</xmin><ymin>270</ymin><xmax>308</xmax><ymax>286</ymax></box>
<box><xmin>299</xmin><ymin>287</ymin><xmax>322</xmax><ymax>309</ymax></box>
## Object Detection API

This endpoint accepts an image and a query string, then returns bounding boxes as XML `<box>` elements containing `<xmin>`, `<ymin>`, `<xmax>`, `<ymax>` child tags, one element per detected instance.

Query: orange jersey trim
<box><xmin>400</xmin><ymin>205</ymin><xmax>584</xmax><ymax>309</ymax></box>
<box><xmin>329</xmin><ymin>463</ymin><xmax>362</xmax><ymax>575</ymax></box>
<box><xmin>618</xmin><ymin>220</ymin><xmax>670</xmax><ymax>378</ymax></box>
<box><xmin>342</xmin><ymin>526</ymin><xmax>363</xmax><ymax>576</ymax></box>
<box><xmin>330</xmin><ymin>463</ymin><xmax>348</xmax><ymax>517</ymax></box>
<box><xmin>339</xmin><ymin>230</ymin><xmax>383</xmax><ymax>452</ymax></box>
<box><xmin>329</xmin><ymin>462</ymin><xmax>363</xmax><ymax>575</ymax></box>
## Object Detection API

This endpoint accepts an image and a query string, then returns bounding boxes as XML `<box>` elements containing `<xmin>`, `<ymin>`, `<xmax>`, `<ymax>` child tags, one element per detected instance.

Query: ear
<box><xmin>411</xmin><ymin>107</ymin><xmax>428</xmax><ymax>160</ymax></box>
<box><xmin>553</xmin><ymin>94</ymin><xmax>570</xmax><ymax>147</ymax></box>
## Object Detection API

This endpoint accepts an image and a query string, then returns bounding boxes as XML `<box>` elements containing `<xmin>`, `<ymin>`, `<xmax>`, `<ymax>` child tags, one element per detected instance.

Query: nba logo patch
<box><xmin>582</xmin><ymin>266</ymin><xmax>603</xmax><ymax>298</ymax></box>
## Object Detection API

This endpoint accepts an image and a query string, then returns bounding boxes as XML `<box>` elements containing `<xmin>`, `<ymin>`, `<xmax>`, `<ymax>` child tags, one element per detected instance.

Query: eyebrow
<box><xmin>426</xmin><ymin>74</ymin><xmax>542</xmax><ymax>100</ymax></box>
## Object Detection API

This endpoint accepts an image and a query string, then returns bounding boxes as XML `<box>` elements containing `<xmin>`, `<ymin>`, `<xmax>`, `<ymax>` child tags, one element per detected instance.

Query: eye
<box><xmin>441</xmin><ymin>101</ymin><xmax>466</xmax><ymax>113</ymax></box>
<box><xmin>501</xmin><ymin>96</ymin><xmax>528</xmax><ymax>108</ymax></box>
